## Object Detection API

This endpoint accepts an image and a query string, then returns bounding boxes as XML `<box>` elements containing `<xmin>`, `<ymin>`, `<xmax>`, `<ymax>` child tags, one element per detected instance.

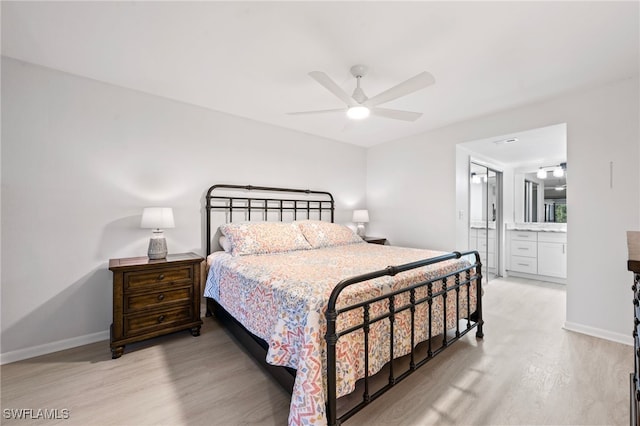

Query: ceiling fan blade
<box><xmin>286</xmin><ymin>108</ymin><xmax>345</xmax><ymax>116</ymax></box>
<box><xmin>308</xmin><ymin>71</ymin><xmax>357</xmax><ymax>107</ymax></box>
<box><xmin>371</xmin><ymin>107</ymin><xmax>422</xmax><ymax>122</ymax></box>
<box><xmin>364</xmin><ymin>71</ymin><xmax>435</xmax><ymax>108</ymax></box>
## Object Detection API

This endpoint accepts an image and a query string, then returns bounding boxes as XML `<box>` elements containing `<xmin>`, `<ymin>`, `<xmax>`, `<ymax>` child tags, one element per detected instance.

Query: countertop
<box><xmin>506</xmin><ymin>223</ymin><xmax>567</xmax><ymax>233</ymax></box>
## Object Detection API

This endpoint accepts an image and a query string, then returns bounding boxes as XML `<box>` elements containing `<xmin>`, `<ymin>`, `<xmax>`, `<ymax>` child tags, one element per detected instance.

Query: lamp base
<box><xmin>356</xmin><ymin>223</ymin><xmax>366</xmax><ymax>238</ymax></box>
<box><xmin>148</xmin><ymin>231</ymin><xmax>168</xmax><ymax>260</ymax></box>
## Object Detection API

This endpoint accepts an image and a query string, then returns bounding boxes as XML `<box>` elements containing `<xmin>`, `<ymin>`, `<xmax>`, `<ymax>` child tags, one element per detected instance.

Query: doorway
<box><xmin>469</xmin><ymin>161</ymin><xmax>502</xmax><ymax>281</ymax></box>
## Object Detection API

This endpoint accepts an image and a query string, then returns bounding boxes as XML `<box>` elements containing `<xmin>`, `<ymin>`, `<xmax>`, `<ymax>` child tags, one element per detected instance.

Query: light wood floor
<box><xmin>1</xmin><ymin>277</ymin><xmax>632</xmax><ymax>425</ymax></box>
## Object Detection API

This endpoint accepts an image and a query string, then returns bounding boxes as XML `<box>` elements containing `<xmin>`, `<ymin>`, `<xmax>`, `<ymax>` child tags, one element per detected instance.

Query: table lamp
<box><xmin>352</xmin><ymin>209</ymin><xmax>369</xmax><ymax>238</ymax></box>
<box><xmin>141</xmin><ymin>207</ymin><xmax>175</xmax><ymax>259</ymax></box>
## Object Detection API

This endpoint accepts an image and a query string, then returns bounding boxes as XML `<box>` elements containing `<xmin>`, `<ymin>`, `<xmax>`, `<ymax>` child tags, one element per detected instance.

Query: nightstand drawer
<box><xmin>125</xmin><ymin>306</ymin><xmax>192</xmax><ymax>336</ymax></box>
<box><xmin>124</xmin><ymin>267</ymin><xmax>193</xmax><ymax>292</ymax></box>
<box><xmin>125</xmin><ymin>287</ymin><xmax>192</xmax><ymax>313</ymax></box>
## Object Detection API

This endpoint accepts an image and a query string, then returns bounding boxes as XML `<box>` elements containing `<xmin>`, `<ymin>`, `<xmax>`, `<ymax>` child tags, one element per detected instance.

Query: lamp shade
<box><xmin>141</xmin><ymin>207</ymin><xmax>175</xmax><ymax>229</ymax></box>
<box><xmin>352</xmin><ymin>209</ymin><xmax>370</xmax><ymax>223</ymax></box>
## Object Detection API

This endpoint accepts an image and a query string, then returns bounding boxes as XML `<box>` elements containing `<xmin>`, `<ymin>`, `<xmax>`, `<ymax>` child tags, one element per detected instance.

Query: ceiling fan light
<box><xmin>553</xmin><ymin>167</ymin><xmax>564</xmax><ymax>178</ymax></box>
<box><xmin>537</xmin><ymin>168</ymin><xmax>547</xmax><ymax>179</ymax></box>
<box><xmin>347</xmin><ymin>106</ymin><xmax>370</xmax><ymax>120</ymax></box>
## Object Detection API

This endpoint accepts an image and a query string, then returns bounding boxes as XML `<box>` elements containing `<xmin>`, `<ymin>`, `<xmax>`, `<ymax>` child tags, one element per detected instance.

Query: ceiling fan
<box><xmin>287</xmin><ymin>65</ymin><xmax>435</xmax><ymax>122</ymax></box>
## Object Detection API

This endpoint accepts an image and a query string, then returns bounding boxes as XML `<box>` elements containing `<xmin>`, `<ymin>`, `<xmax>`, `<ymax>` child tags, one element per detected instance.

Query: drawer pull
<box><xmin>517</xmin><ymin>248</ymin><xmax>529</xmax><ymax>251</ymax></box>
<box><xmin>157</xmin><ymin>274</ymin><xmax>165</xmax><ymax>281</ymax></box>
<box><xmin>517</xmin><ymin>263</ymin><xmax>529</xmax><ymax>266</ymax></box>
<box><xmin>157</xmin><ymin>294</ymin><xmax>165</xmax><ymax>301</ymax></box>
<box><xmin>157</xmin><ymin>315</ymin><xmax>165</xmax><ymax>323</ymax></box>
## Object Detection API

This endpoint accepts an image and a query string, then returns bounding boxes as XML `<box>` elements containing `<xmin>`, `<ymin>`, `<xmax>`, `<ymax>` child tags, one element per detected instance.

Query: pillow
<box><xmin>218</xmin><ymin>236</ymin><xmax>231</xmax><ymax>252</ymax></box>
<box><xmin>295</xmin><ymin>220</ymin><xmax>364</xmax><ymax>248</ymax></box>
<box><xmin>219</xmin><ymin>222</ymin><xmax>311</xmax><ymax>256</ymax></box>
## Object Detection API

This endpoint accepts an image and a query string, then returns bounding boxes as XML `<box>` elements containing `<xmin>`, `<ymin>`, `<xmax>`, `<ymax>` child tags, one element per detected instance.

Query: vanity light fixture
<box><xmin>537</xmin><ymin>163</ymin><xmax>566</xmax><ymax>179</ymax></box>
<box><xmin>471</xmin><ymin>173</ymin><xmax>482</xmax><ymax>184</ymax></box>
<box><xmin>553</xmin><ymin>167</ymin><xmax>565</xmax><ymax>178</ymax></box>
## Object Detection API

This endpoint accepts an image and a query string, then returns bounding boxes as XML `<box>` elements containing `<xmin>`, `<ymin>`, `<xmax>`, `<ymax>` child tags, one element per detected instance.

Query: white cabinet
<box><xmin>469</xmin><ymin>228</ymin><xmax>477</xmax><ymax>253</ymax></box>
<box><xmin>507</xmin><ymin>229</ymin><xmax>567</xmax><ymax>282</ymax></box>
<box><xmin>470</xmin><ymin>227</ymin><xmax>495</xmax><ymax>271</ymax></box>
<box><xmin>509</xmin><ymin>231</ymin><xmax>537</xmax><ymax>274</ymax></box>
<box><xmin>537</xmin><ymin>233</ymin><xmax>567</xmax><ymax>278</ymax></box>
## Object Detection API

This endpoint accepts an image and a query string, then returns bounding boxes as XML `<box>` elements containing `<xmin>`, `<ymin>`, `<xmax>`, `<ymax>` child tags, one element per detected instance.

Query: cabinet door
<box><xmin>538</xmin><ymin>242</ymin><xmax>567</xmax><ymax>278</ymax></box>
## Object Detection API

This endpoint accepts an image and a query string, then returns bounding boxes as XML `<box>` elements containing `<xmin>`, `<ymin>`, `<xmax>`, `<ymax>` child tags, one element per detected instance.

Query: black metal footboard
<box><xmin>325</xmin><ymin>250</ymin><xmax>483</xmax><ymax>425</ymax></box>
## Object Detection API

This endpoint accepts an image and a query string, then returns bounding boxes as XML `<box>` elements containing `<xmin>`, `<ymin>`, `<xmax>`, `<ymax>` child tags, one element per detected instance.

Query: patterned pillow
<box><xmin>218</xmin><ymin>236</ymin><xmax>232</xmax><ymax>252</ymax></box>
<box><xmin>219</xmin><ymin>222</ymin><xmax>311</xmax><ymax>256</ymax></box>
<box><xmin>295</xmin><ymin>220</ymin><xmax>364</xmax><ymax>248</ymax></box>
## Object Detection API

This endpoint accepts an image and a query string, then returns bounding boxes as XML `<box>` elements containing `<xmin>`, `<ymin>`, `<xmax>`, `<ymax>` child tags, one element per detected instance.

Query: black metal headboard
<box><xmin>205</xmin><ymin>184</ymin><xmax>335</xmax><ymax>255</ymax></box>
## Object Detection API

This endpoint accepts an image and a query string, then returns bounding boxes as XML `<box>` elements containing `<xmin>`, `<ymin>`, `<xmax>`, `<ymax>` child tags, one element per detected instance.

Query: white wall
<box><xmin>0</xmin><ymin>57</ymin><xmax>367</xmax><ymax>362</ymax></box>
<box><xmin>367</xmin><ymin>76</ymin><xmax>639</xmax><ymax>344</ymax></box>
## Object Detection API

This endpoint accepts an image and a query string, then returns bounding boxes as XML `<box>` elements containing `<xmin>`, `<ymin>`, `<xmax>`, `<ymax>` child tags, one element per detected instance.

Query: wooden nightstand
<box><xmin>109</xmin><ymin>252</ymin><xmax>204</xmax><ymax>359</ymax></box>
<box><xmin>363</xmin><ymin>236</ymin><xmax>387</xmax><ymax>245</ymax></box>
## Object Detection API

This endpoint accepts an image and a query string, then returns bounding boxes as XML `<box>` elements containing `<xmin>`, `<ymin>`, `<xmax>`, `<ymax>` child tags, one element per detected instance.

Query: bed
<box><xmin>204</xmin><ymin>184</ymin><xmax>484</xmax><ymax>425</ymax></box>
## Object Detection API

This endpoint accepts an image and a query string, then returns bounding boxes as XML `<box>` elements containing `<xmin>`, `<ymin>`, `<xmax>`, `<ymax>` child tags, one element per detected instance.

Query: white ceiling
<box><xmin>460</xmin><ymin>123</ymin><xmax>567</xmax><ymax>169</ymax></box>
<box><xmin>2</xmin><ymin>1</ymin><xmax>638</xmax><ymax>147</ymax></box>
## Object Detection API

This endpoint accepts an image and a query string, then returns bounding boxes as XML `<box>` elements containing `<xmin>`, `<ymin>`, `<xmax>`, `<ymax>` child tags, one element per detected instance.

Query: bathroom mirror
<box><xmin>516</xmin><ymin>168</ymin><xmax>566</xmax><ymax>223</ymax></box>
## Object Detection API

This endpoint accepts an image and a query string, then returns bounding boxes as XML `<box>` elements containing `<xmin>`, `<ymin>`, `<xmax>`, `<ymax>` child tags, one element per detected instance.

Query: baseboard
<box><xmin>563</xmin><ymin>321</ymin><xmax>633</xmax><ymax>346</ymax></box>
<box><xmin>506</xmin><ymin>270</ymin><xmax>567</xmax><ymax>285</ymax></box>
<box><xmin>0</xmin><ymin>330</ymin><xmax>109</xmax><ymax>365</ymax></box>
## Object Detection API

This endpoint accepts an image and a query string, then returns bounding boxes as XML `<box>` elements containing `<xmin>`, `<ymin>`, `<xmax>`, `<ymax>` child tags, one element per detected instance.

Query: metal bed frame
<box><xmin>204</xmin><ymin>184</ymin><xmax>484</xmax><ymax>425</ymax></box>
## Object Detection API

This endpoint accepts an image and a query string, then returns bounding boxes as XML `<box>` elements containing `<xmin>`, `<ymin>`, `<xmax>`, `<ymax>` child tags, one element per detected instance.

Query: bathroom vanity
<box><xmin>506</xmin><ymin>223</ymin><xmax>567</xmax><ymax>284</ymax></box>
